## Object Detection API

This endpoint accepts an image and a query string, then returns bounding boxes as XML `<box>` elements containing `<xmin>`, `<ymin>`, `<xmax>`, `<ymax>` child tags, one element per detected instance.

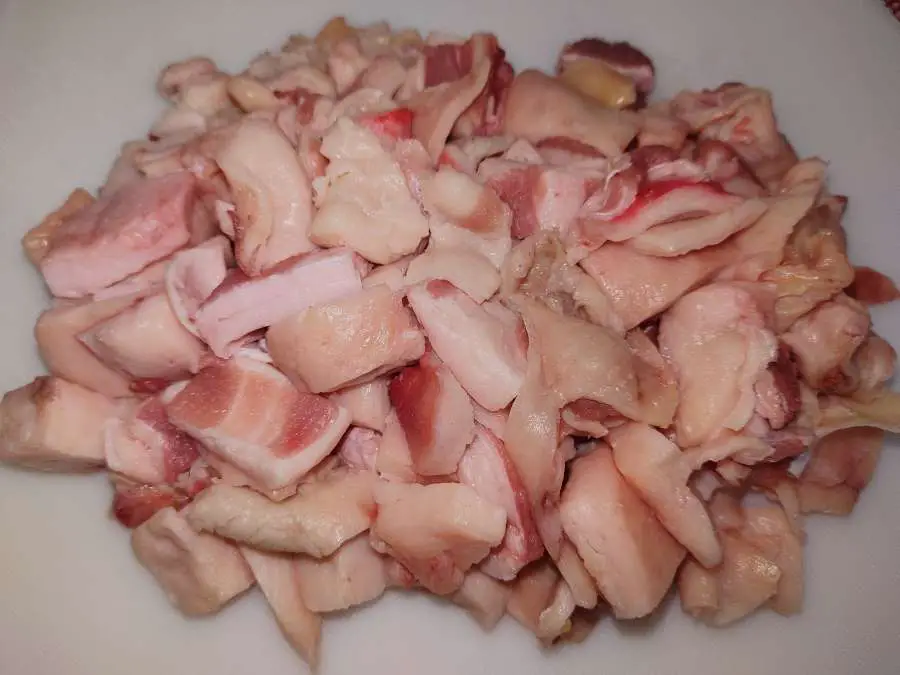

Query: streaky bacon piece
<box><xmin>92</xmin><ymin>258</ymin><xmax>169</xmax><ymax>302</ymax></box>
<box><xmin>451</xmin><ymin>569</ymin><xmax>511</xmax><ymax>630</ymax></box>
<box><xmin>267</xmin><ymin>284</ymin><xmax>425</xmax><ymax>394</ymax></box>
<box><xmin>187</xmin><ymin>469</ymin><xmax>376</xmax><ymax>557</ymax></box>
<box><xmin>23</xmin><ymin>188</ymin><xmax>96</xmax><ymax>266</ymax></box>
<box><xmin>406</xmin><ymin>281</ymin><xmax>526</xmax><ymax>411</ymax></box>
<box><xmin>330</xmin><ymin>378</ymin><xmax>391</xmax><ymax>432</ymax></box>
<box><xmin>847</xmin><ymin>266</ymin><xmax>900</xmax><ymax>305</ymax></box>
<box><xmin>216</xmin><ymin>117</ymin><xmax>315</xmax><ymax>275</ymax></box>
<box><xmin>457</xmin><ymin>425</ymin><xmax>544</xmax><ymax>580</ymax></box>
<box><xmin>40</xmin><ymin>173</ymin><xmax>197</xmax><ymax>298</ymax></box>
<box><xmin>105</xmin><ymin>396</ymin><xmax>201</xmax><ymax>485</ymax></box>
<box><xmin>389</xmin><ymin>351</ymin><xmax>475</xmax><ymax>476</ymax></box>
<box><xmin>560</xmin><ymin>444</ymin><xmax>686</xmax><ymax>619</ymax></box>
<box><xmin>502</xmin><ymin>70</ymin><xmax>638</xmax><ymax>157</ymax></box>
<box><xmin>193</xmin><ymin>248</ymin><xmax>363</xmax><ymax>357</ymax></box>
<box><xmin>240</xmin><ymin>548</ymin><xmax>321</xmax><ymax>669</ymax></box>
<box><xmin>423</xmin><ymin>167</ymin><xmax>512</xmax><ymax>246</ymax></box>
<box><xmin>370</xmin><ymin>481</ymin><xmax>507</xmax><ymax>595</ymax></box>
<box><xmin>0</xmin><ymin>376</ymin><xmax>118</xmax><ymax>472</ymax></box>
<box><xmin>79</xmin><ymin>292</ymin><xmax>208</xmax><ymax>382</ymax></box>
<box><xmin>166</xmin><ymin>357</ymin><xmax>351</xmax><ymax>490</ymax></box>
<box><xmin>294</xmin><ymin>534</ymin><xmax>388</xmax><ymax>612</ymax></box>
<box><xmin>35</xmin><ymin>296</ymin><xmax>140</xmax><ymax>397</ymax></box>
<box><xmin>112</xmin><ymin>482</ymin><xmax>191</xmax><ymax>529</ymax></box>
<box><xmin>131</xmin><ymin>506</ymin><xmax>254</xmax><ymax>616</ymax></box>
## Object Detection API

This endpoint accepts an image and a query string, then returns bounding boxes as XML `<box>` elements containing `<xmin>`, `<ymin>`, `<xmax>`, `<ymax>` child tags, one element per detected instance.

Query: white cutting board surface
<box><xmin>1</xmin><ymin>1</ymin><xmax>899</xmax><ymax>674</ymax></box>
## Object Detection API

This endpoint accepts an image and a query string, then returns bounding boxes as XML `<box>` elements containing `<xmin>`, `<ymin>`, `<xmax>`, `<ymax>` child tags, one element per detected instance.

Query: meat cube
<box><xmin>267</xmin><ymin>285</ymin><xmax>425</xmax><ymax>393</ymax></box>
<box><xmin>104</xmin><ymin>396</ymin><xmax>201</xmax><ymax>485</ymax></box>
<box><xmin>164</xmin><ymin>236</ymin><xmax>232</xmax><ymax>334</ymax></box>
<box><xmin>187</xmin><ymin>470</ymin><xmax>376</xmax><ymax>557</ymax></box>
<box><xmin>371</xmin><ymin>481</ymin><xmax>507</xmax><ymax>595</ymax></box>
<box><xmin>506</xmin><ymin>559</ymin><xmax>560</xmax><ymax>636</ymax></box>
<box><xmin>240</xmin><ymin>548</ymin><xmax>321</xmax><ymax>668</ymax></box>
<box><xmin>388</xmin><ymin>351</ymin><xmax>475</xmax><ymax>476</ymax></box>
<box><xmin>215</xmin><ymin>118</ymin><xmax>315</xmax><ymax>275</ymax></box>
<box><xmin>294</xmin><ymin>535</ymin><xmax>388</xmax><ymax>612</ymax></box>
<box><xmin>192</xmin><ymin>248</ymin><xmax>363</xmax><ymax>357</ymax></box>
<box><xmin>310</xmin><ymin>118</ymin><xmax>429</xmax><ymax>264</ymax></box>
<box><xmin>40</xmin><ymin>173</ymin><xmax>196</xmax><ymax>298</ymax></box>
<box><xmin>131</xmin><ymin>506</ymin><xmax>254</xmax><ymax>616</ymax></box>
<box><xmin>560</xmin><ymin>445</ymin><xmax>686</xmax><ymax>619</ymax></box>
<box><xmin>457</xmin><ymin>425</ymin><xmax>543</xmax><ymax>580</ymax></box>
<box><xmin>451</xmin><ymin>569</ymin><xmax>511</xmax><ymax>630</ymax></box>
<box><xmin>403</xmin><ymin>246</ymin><xmax>501</xmax><ymax>303</ymax></box>
<box><xmin>0</xmin><ymin>376</ymin><xmax>118</xmax><ymax>471</ymax></box>
<box><xmin>165</xmin><ymin>358</ymin><xmax>351</xmax><ymax>490</ymax></box>
<box><xmin>329</xmin><ymin>378</ymin><xmax>391</xmax><ymax>432</ymax></box>
<box><xmin>375</xmin><ymin>411</ymin><xmax>417</xmax><ymax>483</ymax></box>
<box><xmin>406</xmin><ymin>281</ymin><xmax>526</xmax><ymax>410</ymax></box>
<box><xmin>79</xmin><ymin>292</ymin><xmax>208</xmax><ymax>382</ymax></box>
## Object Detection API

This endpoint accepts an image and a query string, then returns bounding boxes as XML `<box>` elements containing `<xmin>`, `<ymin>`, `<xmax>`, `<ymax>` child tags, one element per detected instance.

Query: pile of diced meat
<box><xmin>3</xmin><ymin>16</ymin><xmax>900</xmax><ymax>670</ymax></box>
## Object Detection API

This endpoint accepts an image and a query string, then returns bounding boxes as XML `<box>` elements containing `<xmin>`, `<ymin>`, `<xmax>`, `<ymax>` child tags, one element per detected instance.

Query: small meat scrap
<box><xmin>294</xmin><ymin>534</ymin><xmax>388</xmax><ymax>612</ymax></box>
<box><xmin>131</xmin><ymin>506</ymin><xmax>254</xmax><ymax>616</ymax></box>
<box><xmin>166</xmin><ymin>357</ymin><xmax>351</xmax><ymax>490</ymax></box>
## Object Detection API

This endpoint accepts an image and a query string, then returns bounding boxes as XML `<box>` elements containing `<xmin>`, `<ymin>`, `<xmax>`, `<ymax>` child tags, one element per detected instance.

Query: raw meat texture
<box><xmin>166</xmin><ymin>357</ymin><xmax>351</xmax><ymax>490</ymax></box>
<box><xmin>23</xmin><ymin>188</ymin><xmax>96</xmax><ymax>266</ymax></box>
<box><xmin>560</xmin><ymin>445</ymin><xmax>686</xmax><ymax>619</ymax></box>
<box><xmin>240</xmin><ymin>548</ymin><xmax>321</xmax><ymax>669</ymax></box>
<box><xmin>311</xmin><ymin>118</ymin><xmax>429</xmax><ymax>263</ymax></box>
<box><xmin>187</xmin><ymin>470</ymin><xmax>376</xmax><ymax>557</ymax></box>
<box><xmin>389</xmin><ymin>351</ymin><xmax>475</xmax><ymax>476</ymax></box>
<box><xmin>0</xmin><ymin>377</ymin><xmax>118</xmax><ymax>471</ymax></box>
<box><xmin>215</xmin><ymin>117</ymin><xmax>315</xmax><ymax>274</ymax></box>
<box><xmin>503</xmin><ymin>70</ymin><xmax>638</xmax><ymax>157</ymax></box>
<box><xmin>39</xmin><ymin>173</ymin><xmax>197</xmax><ymax>298</ymax></box>
<box><xmin>164</xmin><ymin>236</ymin><xmax>233</xmax><ymax>335</ymax></box>
<box><xmin>407</xmin><ymin>281</ymin><xmax>526</xmax><ymax>410</ymax></box>
<box><xmin>375</xmin><ymin>411</ymin><xmax>417</xmax><ymax>482</ymax></box>
<box><xmin>816</xmin><ymin>389</ymin><xmax>900</xmax><ymax>435</ymax></box>
<box><xmin>267</xmin><ymin>284</ymin><xmax>425</xmax><ymax>393</ymax></box>
<box><xmin>294</xmin><ymin>535</ymin><xmax>388</xmax><ymax>612</ymax></box>
<box><xmin>337</xmin><ymin>426</ymin><xmax>381</xmax><ymax>472</ymax></box>
<box><xmin>506</xmin><ymin>559</ymin><xmax>561</xmax><ymax>636</ymax></box>
<box><xmin>192</xmin><ymin>248</ymin><xmax>363</xmax><ymax>357</ymax></box>
<box><xmin>457</xmin><ymin>425</ymin><xmax>544</xmax><ymax>580</ymax></box>
<box><xmin>607</xmin><ymin>423</ymin><xmax>720</xmax><ymax>567</ymax></box>
<box><xmin>370</xmin><ymin>481</ymin><xmax>507</xmax><ymax>594</ymax></box>
<box><xmin>35</xmin><ymin>296</ymin><xmax>141</xmax><ymax>397</ymax></box>
<box><xmin>330</xmin><ymin>379</ymin><xmax>391</xmax><ymax>431</ymax></box>
<box><xmin>558</xmin><ymin>38</ymin><xmax>656</xmax><ymax>97</ymax></box>
<box><xmin>403</xmin><ymin>245</ymin><xmax>501</xmax><ymax>303</ymax></box>
<box><xmin>659</xmin><ymin>283</ymin><xmax>777</xmax><ymax>447</ymax></box>
<box><xmin>847</xmin><ymin>266</ymin><xmax>900</xmax><ymax>306</ymax></box>
<box><xmin>131</xmin><ymin>507</ymin><xmax>253</xmax><ymax>616</ymax></box>
<box><xmin>451</xmin><ymin>569</ymin><xmax>511</xmax><ymax>630</ymax></box>
<box><xmin>105</xmin><ymin>396</ymin><xmax>201</xmax><ymax>485</ymax></box>
<box><xmin>80</xmin><ymin>292</ymin><xmax>208</xmax><ymax>381</ymax></box>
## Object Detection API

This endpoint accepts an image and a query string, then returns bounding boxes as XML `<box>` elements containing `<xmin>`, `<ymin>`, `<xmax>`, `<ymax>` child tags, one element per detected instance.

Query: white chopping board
<box><xmin>1</xmin><ymin>1</ymin><xmax>899</xmax><ymax>674</ymax></box>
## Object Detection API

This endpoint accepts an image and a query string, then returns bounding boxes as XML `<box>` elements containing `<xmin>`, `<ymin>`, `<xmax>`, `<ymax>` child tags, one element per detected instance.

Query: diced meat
<box><xmin>853</xmin><ymin>334</ymin><xmax>896</xmax><ymax>395</ymax></box>
<box><xmin>23</xmin><ymin>188</ymin><xmax>96</xmax><ymax>266</ymax></box>
<box><xmin>558</xmin><ymin>38</ymin><xmax>656</xmax><ymax>97</ymax></box>
<box><xmin>847</xmin><ymin>266</ymin><xmax>900</xmax><ymax>306</ymax></box>
<box><xmin>406</xmin><ymin>281</ymin><xmax>526</xmax><ymax>410</ymax></box>
<box><xmin>422</xmin><ymin>167</ymin><xmax>512</xmax><ymax>245</ymax></box>
<box><xmin>267</xmin><ymin>285</ymin><xmax>425</xmax><ymax>393</ymax></box>
<box><xmin>502</xmin><ymin>70</ymin><xmax>637</xmax><ymax>157</ymax></box>
<box><xmin>240</xmin><ymin>548</ymin><xmax>321</xmax><ymax>669</ymax></box>
<box><xmin>781</xmin><ymin>295</ymin><xmax>870</xmax><ymax>392</ymax></box>
<box><xmin>294</xmin><ymin>535</ymin><xmax>388</xmax><ymax>612</ymax></box>
<box><xmin>192</xmin><ymin>248</ymin><xmax>363</xmax><ymax>357</ymax></box>
<box><xmin>310</xmin><ymin>118</ymin><xmax>429</xmax><ymax>264</ymax></box>
<box><xmin>659</xmin><ymin>283</ymin><xmax>777</xmax><ymax>447</ymax></box>
<box><xmin>452</xmin><ymin>569</ymin><xmax>511</xmax><ymax>630</ymax></box>
<box><xmin>112</xmin><ymin>480</ymin><xmax>192</xmax><ymax>529</ymax></box>
<box><xmin>389</xmin><ymin>351</ymin><xmax>475</xmax><ymax>476</ymax></box>
<box><xmin>375</xmin><ymin>411</ymin><xmax>417</xmax><ymax>482</ymax></box>
<box><xmin>131</xmin><ymin>506</ymin><xmax>253</xmax><ymax>616</ymax></box>
<box><xmin>336</xmin><ymin>426</ymin><xmax>381</xmax><ymax>472</ymax></box>
<box><xmin>35</xmin><ymin>296</ymin><xmax>141</xmax><ymax>397</ymax></box>
<box><xmin>164</xmin><ymin>236</ymin><xmax>232</xmax><ymax>334</ymax></box>
<box><xmin>362</xmin><ymin>256</ymin><xmax>413</xmax><ymax>292</ymax></box>
<box><xmin>404</xmin><ymin>245</ymin><xmax>501</xmax><ymax>303</ymax></box>
<box><xmin>93</xmin><ymin>258</ymin><xmax>170</xmax><ymax>302</ymax></box>
<box><xmin>40</xmin><ymin>173</ymin><xmax>197</xmax><ymax>298</ymax></box>
<box><xmin>166</xmin><ymin>358</ymin><xmax>351</xmax><ymax>490</ymax></box>
<box><xmin>608</xmin><ymin>423</ymin><xmax>721</xmax><ymax>567</ymax></box>
<box><xmin>79</xmin><ymin>292</ymin><xmax>208</xmax><ymax>381</ymax></box>
<box><xmin>506</xmin><ymin>559</ymin><xmax>561</xmax><ymax>636</ymax></box>
<box><xmin>187</xmin><ymin>470</ymin><xmax>376</xmax><ymax>557</ymax></box>
<box><xmin>370</xmin><ymin>481</ymin><xmax>507</xmax><ymax>595</ymax></box>
<box><xmin>330</xmin><ymin>379</ymin><xmax>391</xmax><ymax>431</ymax></box>
<box><xmin>560</xmin><ymin>445</ymin><xmax>686</xmax><ymax>619</ymax></box>
<box><xmin>0</xmin><ymin>377</ymin><xmax>118</xmax><ymax>471</ymax></box>
<box><xmin>457</xmin><ymin>425</ymin><xmax>544</xmax><ymax>580</ymax></box>
<box><xmin>215</xmin><ymin>118</ymin><xmax>315</xmax><ymax>274</ymax></box>
<box><xmin>105</xmin><ymin>396</ymin><xmax>201</xmax><ymax>484</ymax></box>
